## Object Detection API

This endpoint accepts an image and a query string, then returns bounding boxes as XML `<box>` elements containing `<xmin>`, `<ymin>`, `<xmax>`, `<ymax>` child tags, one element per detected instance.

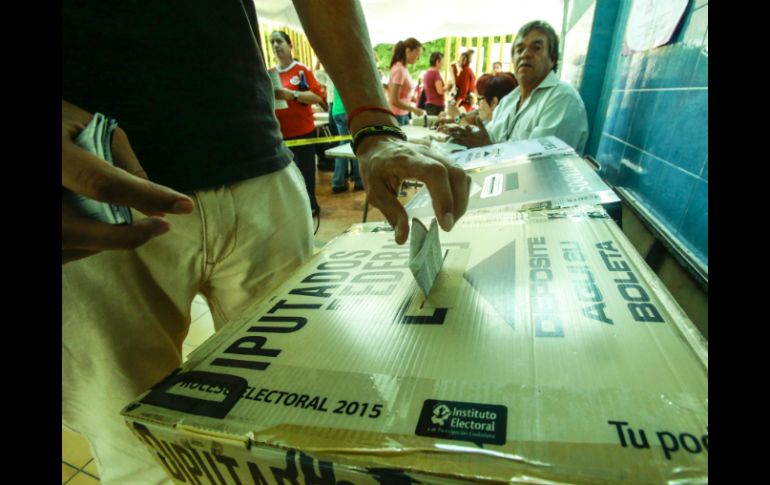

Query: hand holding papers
<box><xmin>61</xmin><ymin>100</ymin><xmax>194</xmax><ymax>264</ymax></box>
<box><xmin>64</xmin><ymin>113</ymin><xmax>133</xmax><ymax>225</ymax></box>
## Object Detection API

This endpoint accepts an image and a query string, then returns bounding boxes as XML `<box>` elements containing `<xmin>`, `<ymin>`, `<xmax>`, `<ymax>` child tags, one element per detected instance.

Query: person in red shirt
<box><xmin>270</xmin><ymin>30</ymin><xmax>325</xmax><ymax>216</ymax></box>
<box><xmin>452</xmin><ymin>49</ymin><xmax>477</xmax><ymax>112</ymax></box>
<box><xmin>423</xmin><ymin>52</ymin><xmax>454</xmax><ymax>115</ymax></box>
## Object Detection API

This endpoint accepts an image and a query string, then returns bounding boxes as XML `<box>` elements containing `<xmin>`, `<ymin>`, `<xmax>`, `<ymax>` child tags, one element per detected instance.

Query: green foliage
<box><xmin>374</xmin><ymin>38</ymin><xmax>444</xmax><ymax>78</ymax></box>
<box><xmin>373</xmin><ymin>44</ymin><xmax>393</xmax><ymax>73</ymax></box>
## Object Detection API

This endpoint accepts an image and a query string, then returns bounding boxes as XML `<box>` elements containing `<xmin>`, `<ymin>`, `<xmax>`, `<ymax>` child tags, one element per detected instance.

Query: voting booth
<box><xmin>123</xmin><ymin>205</ymin><xmax>707</xmax><ymax>484</ymax></box>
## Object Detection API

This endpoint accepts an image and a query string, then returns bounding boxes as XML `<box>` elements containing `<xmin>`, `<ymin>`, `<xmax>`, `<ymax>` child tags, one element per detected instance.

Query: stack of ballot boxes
<box><xmin>407</xmin><ymin>136</ymin><xmax>621</xmax><ymax>224</ymax></box>
<box><xmin>123</xmin><ymin>138</ymin><xmax>707</xmax><ymax>483</ymax></box>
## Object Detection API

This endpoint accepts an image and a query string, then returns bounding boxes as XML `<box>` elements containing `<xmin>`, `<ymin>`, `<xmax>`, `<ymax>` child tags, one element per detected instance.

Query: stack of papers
<box><xmin>65</xmin><ymin>113</ymin><xmax>132</xmax><ymax>225</ymax></box>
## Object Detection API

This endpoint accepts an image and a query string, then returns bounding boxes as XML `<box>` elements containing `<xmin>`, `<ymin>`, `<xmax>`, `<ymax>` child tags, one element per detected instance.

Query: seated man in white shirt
<box><xmin>442</xmin><ymin>20</ymin><xmax>589</xmax><ymax>155</ymax></box>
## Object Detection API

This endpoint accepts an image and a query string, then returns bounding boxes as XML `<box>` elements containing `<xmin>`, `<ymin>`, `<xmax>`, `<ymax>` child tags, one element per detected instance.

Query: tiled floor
<box><xmin>61</xmin><ymin>425</ymin><xmax>100</xmax><ymax>484</ymax></box>
<box><xmin>62</xmin><ymin>294</ymin><xmax>218</xmax><ymax>484</ymax></box>
<box><xmin>61</xmin><ymin>167</ymin><xmax>418</xmax><ymax>484</ymax></box>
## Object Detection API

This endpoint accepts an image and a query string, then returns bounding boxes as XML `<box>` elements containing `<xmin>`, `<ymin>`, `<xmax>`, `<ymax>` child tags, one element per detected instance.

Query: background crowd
<box><xmin>274</xmin><ymin>33</ymin><xmax>529</xmax><ymax>208</ymax></box>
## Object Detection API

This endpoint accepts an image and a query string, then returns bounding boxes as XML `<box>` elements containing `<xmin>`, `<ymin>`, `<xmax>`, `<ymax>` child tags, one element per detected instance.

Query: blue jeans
<box><xmin>286</xmin><ymin>131</ymin><xmax>320</xmax><ymax>213</ymax></box>
<box><xmin>395</xmin><ymin>114</ymin><xmax>410</xmax><ymax>126</ymax></box>
<box><xmin>332</xmin><ymin>113</ymin><xmax>363</xmax><ymax>188</ymax></box>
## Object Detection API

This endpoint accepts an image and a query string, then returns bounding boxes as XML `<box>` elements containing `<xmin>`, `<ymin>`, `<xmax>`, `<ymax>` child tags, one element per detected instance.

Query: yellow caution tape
<box><xmin>285</xmin><ymin>135</ymin><xmax>352</xmax><ymax>147</ymax></box>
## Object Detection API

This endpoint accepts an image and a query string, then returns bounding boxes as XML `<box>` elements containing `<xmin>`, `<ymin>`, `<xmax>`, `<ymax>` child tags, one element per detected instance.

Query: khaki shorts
<box><xmin>62</xmin><ymin>163</ymin><xmax>312</xmax><ymax>484</ymax></box>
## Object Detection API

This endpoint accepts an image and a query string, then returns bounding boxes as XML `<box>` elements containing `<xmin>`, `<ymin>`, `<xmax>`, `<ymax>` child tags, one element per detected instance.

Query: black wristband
<box><xmin>351</xmin><ymin>125</ymin><xmax>407</xmax><ymax>154</ymax></box>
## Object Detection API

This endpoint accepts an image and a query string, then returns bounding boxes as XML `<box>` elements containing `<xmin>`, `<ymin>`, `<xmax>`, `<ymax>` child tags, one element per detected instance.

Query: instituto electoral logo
<box><xmin>416</xmin><ymin>399</ymin><xmax>507</xmax><ymax>446</ymax></box>
<box><xmin>431</xmin><ymin>403</ymin><xmax>452</xmax><ymax>426</ymax></box>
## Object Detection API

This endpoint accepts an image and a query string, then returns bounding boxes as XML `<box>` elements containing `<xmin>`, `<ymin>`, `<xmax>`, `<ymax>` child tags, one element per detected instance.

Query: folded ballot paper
<box><xmin>408</xmin><ymin>218</ymin><xmax>443</xmax><ymax>296</ymax></box>
<box><xmin>64</xmin><ymin>113</ymin><xmax>133</xmax><ymax>225</ymax></box>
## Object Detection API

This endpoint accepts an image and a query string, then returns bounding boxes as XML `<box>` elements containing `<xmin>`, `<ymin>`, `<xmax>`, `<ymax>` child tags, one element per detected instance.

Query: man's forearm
<box><xmin>292</xmin><ymin>0</ymin><xmax>394</xmax><ymax>131</ymax></box>
<box><xmin>298</xmin><ymin>91</ymin><xmax>322</xmax><ymax>105</ymax></box>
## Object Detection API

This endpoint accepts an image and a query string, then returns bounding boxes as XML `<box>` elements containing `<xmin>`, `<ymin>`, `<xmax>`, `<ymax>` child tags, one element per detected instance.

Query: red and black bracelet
<box><xmin>351</xmin><ymin>125</ymin><xmax>407</xmax><ymax>154</ymax></box>
<box><xmin>346</xmin><ymin>105</ymin><xmax>395</xmax><ymax>132</ymax></box>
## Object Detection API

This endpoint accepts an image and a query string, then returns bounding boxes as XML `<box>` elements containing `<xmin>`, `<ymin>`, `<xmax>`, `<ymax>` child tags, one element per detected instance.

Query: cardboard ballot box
<box><xmin>406</xmin><ymin>137</ymin><xmax>621</xmax><ymax>222</ymax></box>
<box><xmin>123</xmin><ymin>207</ymin><xmax>707</xmax><ymax>484</ymax></box>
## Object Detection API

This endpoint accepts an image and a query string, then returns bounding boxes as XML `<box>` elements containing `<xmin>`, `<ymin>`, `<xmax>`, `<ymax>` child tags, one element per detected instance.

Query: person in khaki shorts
<box><xmin>62</xmin><ymin>1</ymin><xmax>470</xmax><ymax>483</ymax></box>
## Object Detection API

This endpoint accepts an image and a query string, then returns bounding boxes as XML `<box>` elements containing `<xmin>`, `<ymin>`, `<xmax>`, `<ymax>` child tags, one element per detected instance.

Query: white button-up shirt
<box><xmin>485</xmin><ymin>71</ymin><xmax>589</xmax><ymax>155</ymax></box>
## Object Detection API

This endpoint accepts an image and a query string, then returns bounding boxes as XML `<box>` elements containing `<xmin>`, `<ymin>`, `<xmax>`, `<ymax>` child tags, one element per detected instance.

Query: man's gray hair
<box><xmin>512</xmin><ymin>20</ymin><xmax>560</xmax><ymax>72</ymax></box>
